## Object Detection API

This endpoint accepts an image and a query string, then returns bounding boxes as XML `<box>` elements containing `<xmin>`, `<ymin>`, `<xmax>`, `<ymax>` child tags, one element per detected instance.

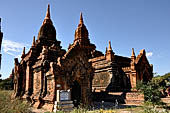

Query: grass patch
<box><xmin>45</xmin><ymin>105</ymin><xmax>169</xmax><ymax>113</ymax></box>
<box><xmin>0</xmin><ymin>90</ymin><xmax>31</xmax><ymax>113</ymax></box>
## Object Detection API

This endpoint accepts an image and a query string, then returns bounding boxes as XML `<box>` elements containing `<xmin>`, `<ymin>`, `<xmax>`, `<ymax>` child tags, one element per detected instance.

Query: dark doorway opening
<box><xmin>143</xmin><ymin>72</ymin><xmax>148</xmax><ymax>83</ymax></box>
<box><xmin>71</xmin><ymin>80</ymin><xmax>81</xmax><ymax>107</ymax></box>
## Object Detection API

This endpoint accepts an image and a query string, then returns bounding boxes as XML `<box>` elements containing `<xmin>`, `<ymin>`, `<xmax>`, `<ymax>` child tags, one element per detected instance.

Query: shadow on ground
<box><xmin>92</xmin><ymin>102</ymin><xmax>138</xmax><ymax>110</ymax></box>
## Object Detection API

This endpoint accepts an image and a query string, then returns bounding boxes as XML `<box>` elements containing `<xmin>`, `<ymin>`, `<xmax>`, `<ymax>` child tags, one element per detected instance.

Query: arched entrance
<box><xmin>71</xmin><ymin>80</ymin><xmax>81</xmax><ymax>107</ymax></box>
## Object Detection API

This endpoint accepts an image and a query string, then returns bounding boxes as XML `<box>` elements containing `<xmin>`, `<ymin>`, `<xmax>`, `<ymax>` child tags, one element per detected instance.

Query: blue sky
<box><xmin>0</xmin><ymin>0</ymin><xmax>170</xmax><ymax>79</ymax></box>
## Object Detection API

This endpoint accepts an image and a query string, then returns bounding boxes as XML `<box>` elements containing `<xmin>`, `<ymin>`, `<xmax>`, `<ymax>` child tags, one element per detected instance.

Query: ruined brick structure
<box><xmin>12</xmin><ymin>5</ymin><xmax>153</xmax><ymax>111</ymax></box>
<box><xmin>0</xmin><ymin>18</ymin><xmax>3</xmax><ymax>68</ymax></box>
<box><xmin>91</xmin><ymin>44</ymin><xmax>153</xmax><ymax>92</ymax></box>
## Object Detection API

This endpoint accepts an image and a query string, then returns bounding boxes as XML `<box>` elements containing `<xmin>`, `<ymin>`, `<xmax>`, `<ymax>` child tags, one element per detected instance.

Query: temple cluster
<box><xmin>11</xmin><ymin>5</ymin><xmax>153</xmax><ymax>111</ymax></box>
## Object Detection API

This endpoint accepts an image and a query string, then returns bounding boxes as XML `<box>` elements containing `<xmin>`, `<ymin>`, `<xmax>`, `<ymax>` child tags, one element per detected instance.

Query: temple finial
<box><xmin>45</xmin><ymin>4</ymin><xmax>50</xmax><ymax>19</ymax></box>
<box><xmin>132</xmin><ymin>48</ymin><xmax>135</xmax><ymax>57</ymax></box>
<box><xmin>0</xmin><ymin>18</ymin><xmax>1</xmax><ymax>32</ymax></box>
<box><xmin>108</xmin><ymin>41</ymin><xmax>112</xmax><ymax>51</ymax></box>
<box><xmin>105</xmin><ymin>47</ymin><xmax>108</xmax><ymax>53</ymax></box>
<box><xmin>140</xmin><ymin>49</ymin><xmax>146</xmax><ymax>55</ymax></box>
<box><xmin>32</xmin><ymin>36</ymin><xmax>35</xmax><ymax>47</ymax></box>
<box><xmin>79</xmin><ymin>12</ymin><xmax>84</xmax><ymax>24</ymax></box>
<box><xmin>22</xmin><ymin>47</ymin><xmax>25</xmax><ymax>56</ymax></box>
<box><xmin>43</xmin><ymin>4</ymin><xmax>52</xmax><ymax>24</ymax></box>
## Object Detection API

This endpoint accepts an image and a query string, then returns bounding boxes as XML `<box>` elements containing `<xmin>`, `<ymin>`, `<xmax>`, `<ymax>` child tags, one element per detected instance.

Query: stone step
<box><xmin>125</xmin><ymin>92</ymin><xmax>144</xmax><ymax>105</ymax></box>
<box><xmin>59</xmin><ymin>103</ymin><xmax>74</xmax><ymax>109</ymax></box>
<box><xmin>53</xmin><ymin>100</ymin><xmax>74</xmax><ymax>112</ymax></box>
<box><xmin>125</xmin><ymin>99</ymin><xmax>143</xmax><ymax>105</ymax></box>
<box><xmin>108</xmin><ymin>92</ymin><xmax>124</xmax><ymax>96</ymax></box>
<box><xmin>56</xmin><ymin>100</ymin><xmax>73</xmax><ymax>105</ymax></box>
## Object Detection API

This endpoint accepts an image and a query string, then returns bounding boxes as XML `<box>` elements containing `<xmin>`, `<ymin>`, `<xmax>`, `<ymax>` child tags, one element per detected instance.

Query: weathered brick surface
<box><xmin>125</xmin><ymin>92</ymin><xmax>144</xmax><ymax>105</ymax></box>
<box><xmin>91</xmin><ymin>47</ymin><xmax>153</xmax><ymax>92</ymax></box>
<box><xmin>11</xmin><ymin>5</ymin><xmax>153</xmax><ymax>111</ymax></box>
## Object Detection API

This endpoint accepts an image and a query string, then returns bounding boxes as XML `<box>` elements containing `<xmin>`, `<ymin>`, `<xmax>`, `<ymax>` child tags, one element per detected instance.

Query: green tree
<box><xmin>136</xmin><ymin>79</ymin><xmax>164</xmax><ymax>106</ymax></box>
<box><xmin>0</xmin><ymin>78</ymin><xmax>13</xmax><ymax>90</ymax></box>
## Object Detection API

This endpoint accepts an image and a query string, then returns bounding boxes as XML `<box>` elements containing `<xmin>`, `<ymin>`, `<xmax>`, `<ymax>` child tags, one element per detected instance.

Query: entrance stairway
<box><xmin>53</xmin><ymin>100</ymin><xmax>74</xmax><ymax>112</ymax></box>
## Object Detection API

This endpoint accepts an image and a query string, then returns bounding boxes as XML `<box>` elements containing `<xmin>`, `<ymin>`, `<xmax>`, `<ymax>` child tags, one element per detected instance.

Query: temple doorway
<box><xmin>143</xmin><ymin>72</ymin><xmax>148</xmax><ymax>83</ymax></box>
<box><xmin>71</xmin><ymin>80</ymin><xmax>81</xmax><ymax>107</ymax></box>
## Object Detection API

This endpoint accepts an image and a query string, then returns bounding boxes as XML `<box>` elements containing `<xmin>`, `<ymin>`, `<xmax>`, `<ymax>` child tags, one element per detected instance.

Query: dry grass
<box><xmin>0</xmin><ymin>90</ymin><xmax>31</xmax><ymax>113</ymax></box>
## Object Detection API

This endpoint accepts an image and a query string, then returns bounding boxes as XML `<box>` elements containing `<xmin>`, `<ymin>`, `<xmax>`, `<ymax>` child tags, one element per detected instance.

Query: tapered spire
<box><xmin>45</xmin><ymin>4</ymin><xmax>50</xmax><ymax>19</ymax></box>
<box><xmin>74</xmin><ymin>12</ymin><xmax>89</xmax><ymax>44</ymax></box>
<box><xmin>38</xmin><ymin>4</ymin><xmax>56</xmax><ymax>41</ymax></box>
<box><xmin>132</xmin><ymin>48</ymin><xmax>135</xmax><ymax>57</ymax></box>
<box><xmin>106</xmin><ymin>41</ymin><xmax>114</xmax><ymax>61</ymax></box>
<box><xmin>43</xmin><ymin>4</ymin><xmax>52</xmax><ymax>24</ymax></box>
<box><xmin>23</xmin><ymin>47</ymin><xmax>25</xmax><ymax>55</ymax></box>
<box><xmin>131</xmin><ymin>48</ymin><xmax>136</xmax><ymax>70</ymax></box>
<box><xmin>22</xmin><ymin>47</ymin><xmax>25</xmax><ymax>57</ymax></box>
<box><xmin>108</xmin><ymin>41</ymin><xmax>112</xmax><ymax>51</ymax></box>
<box><xmin>140</xmin><ymin>49</ymin><xmax>146</xmax><ymax>55</ymax></box>
<box><xmin>106</xmin><ymin>41</ymin><xmax>114</xmax><ymax>54</ymax></box>
<box><xmin>105</xmin><ymin>47</ymin><xmax>108</xmax><ymax>53</ymax></box>
<box><xmin>0</xmin><ymin>18</ymin><xmax>1</xmax><ymax>32</ymax></box>
<box><xmin>79</xmin><ymin>12</ymin><xmax>84</xmax><ymax>24</ymax></box>
<box><xmin>131</xmin><ymin>48</ymin><xmax>136</xmax><ymax>60</ymax></box>
<box><xmin>32</xmin><ymin>36</ymin><xmax>35</xmax><ymax>47</ymax></box>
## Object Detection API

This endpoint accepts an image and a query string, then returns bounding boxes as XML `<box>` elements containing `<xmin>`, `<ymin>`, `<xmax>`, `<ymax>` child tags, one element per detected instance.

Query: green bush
<box><xmin>0</xmin><ymin>90</ymin><xmax>31</xmax><ymax>113</ymax></box>
<box><xmin>136</xmin><ymin>79</ymin><xmax>164</xmax><ymax>106</ymax></box>
<box><xmin>141</xmin><ymin>103</ymin><xmax>169</xmax><ymax>113</ymax></box>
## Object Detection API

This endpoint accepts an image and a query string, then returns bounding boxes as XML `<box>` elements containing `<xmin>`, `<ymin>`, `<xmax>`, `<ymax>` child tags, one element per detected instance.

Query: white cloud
<box><xmin>146</xmin><ymin>52</ymin><xmax>153</xmax><ymax>58</ymax></box>
<box><xmin>2</xmin><ymin>39</ymin><xmax>29</xmax><ymax>57</ymax></box>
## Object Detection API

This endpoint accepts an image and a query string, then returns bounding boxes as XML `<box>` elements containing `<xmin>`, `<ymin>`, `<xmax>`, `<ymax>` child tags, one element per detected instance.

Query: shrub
<box><xmin>136</xmin><ymin>79</ymin><xmax>164</xmax><ymax>106</ymax></box>
<box><xmin>0</xmin><ymin>78</ymin><xmax>13</xmax><ymax>90</ymax></box>
<box><xmin>141</xmin><ymin>103</ymin><xmax>169</xmax><ymax>113</ymax></box>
